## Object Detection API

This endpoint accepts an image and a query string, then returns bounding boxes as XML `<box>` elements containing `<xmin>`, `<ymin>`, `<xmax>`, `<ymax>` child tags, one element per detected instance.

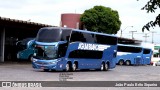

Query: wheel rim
<box><xmin>66</xmin><ymin>63</ymin><xmax>69</xmax><ymax>71</ymax></box>
<box><xmin>105</xmin><ymin>63</ymin><xmax>108</xmax><ymax>71</ymax></box>
<box><xmin>126</xmin><ymin>61</ymin><xmax>130</xmax><ymax>65</ymax></box>
<box><xmin>73</xmin><ymin>63</ymin><xmax>76</xmax><ymax>71</ymax></box>
<box><xmin>119</xmin><ymin>61</ymin><xmax>123</xmax><ymax>65</ymax></box>
<box><xmin>101</xmin><ymin>64</ymin><xmax>104</xmax><ymax>71</ymax></box>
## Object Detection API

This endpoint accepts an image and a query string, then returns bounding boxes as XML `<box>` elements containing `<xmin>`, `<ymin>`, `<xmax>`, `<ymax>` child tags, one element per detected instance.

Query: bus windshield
<box><xmin>34</xmin><ymin>45</ymin><xmax>58</xmax><ymax>60</ymax></box>
<box><xmin>36</xmin><ymin>28</ymin><xmax>62</xmax><ymax>42</ymax></box>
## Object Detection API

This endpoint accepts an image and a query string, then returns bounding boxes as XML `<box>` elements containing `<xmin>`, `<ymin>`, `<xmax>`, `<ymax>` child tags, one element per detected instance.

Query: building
<box><xmin>61</xmin><ymin>13</ymin><xmax>83</xmax><ymax>29</ymax></box>
<box><xmin>0</xmin><ymin>16</ymin><xmax>52</xmax><ymax>62</ymax></box>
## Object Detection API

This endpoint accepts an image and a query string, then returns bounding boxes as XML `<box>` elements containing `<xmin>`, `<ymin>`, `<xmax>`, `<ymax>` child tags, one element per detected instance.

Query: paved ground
<box><xmin>0</xmin><ymin>62</ymin><xmax>160</xmax><ymax>90</ymax></box>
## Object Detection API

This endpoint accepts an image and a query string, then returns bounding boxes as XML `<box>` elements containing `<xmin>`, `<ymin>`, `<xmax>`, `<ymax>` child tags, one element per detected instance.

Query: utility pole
<box><xmin>151</xmin><ymin>31</ymin><xmax>156</xmax><ymax>43</ymax></box>
<box><xmin>143</xmin><ymin>33</ymin><xmax>149</xmax><ymax>42</ymax></box>
<box><xmin>120</xmin><ymin>26</ymin><xmax>133</xmax><ymax>37</ymax></box>
<box><xmin>129</xmin><ymin>31</ymin><xmax>137</xmax><ymax>39</ymax></box>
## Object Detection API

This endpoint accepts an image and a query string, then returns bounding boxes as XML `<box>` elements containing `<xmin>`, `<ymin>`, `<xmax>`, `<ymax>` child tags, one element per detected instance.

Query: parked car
<box><xmin>155</xmin><ymin>60</ymin><xmax>160</xmax><ymax>66</ymax></box>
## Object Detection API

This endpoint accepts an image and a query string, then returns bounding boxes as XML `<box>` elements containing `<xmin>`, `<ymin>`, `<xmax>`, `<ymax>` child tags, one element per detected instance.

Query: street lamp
<box><xmin>120</xmin><ymin>26</ymin><xmax>133</xmax><ymax>37</ymax></box>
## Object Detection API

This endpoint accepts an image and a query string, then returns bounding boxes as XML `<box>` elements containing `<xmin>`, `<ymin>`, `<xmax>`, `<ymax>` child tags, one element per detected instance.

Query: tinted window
<box><xmin>70</xmin><ymin>31</ymin><xmax>86</xmax><ymax>42</ymax></box>
<box><xmin>58</xmin><ymin>43</ymin><xmax>68</xmax><ymax>57</ymax></box>
<box><xmin>83</xmin><ymin>33</ymin><xmax>95</xmax><ymax>43</ymax></box>
<box><xmin>36</xmin><ymin>28</ymin><xmax>62</xmax><ymax>42</ymax></box>
<box><xmin>118</xmin><ymin>46</ymin><xmax>142</xmax><ymax>53</ymax></box>
<box><xmin>16</xmin><ymin>38</ymin><xmax>34</xmax><ymax>51</ymax></box>
<box><xmin>143</xmin><ymin>49</ymin><xmax>151</xmax><ymax>54</ymax></box>
<box><xmin>69</xmin><ymin>50</ymin><xmax>103</xmax><ymax>59</ymax></box>
<box><xmin>95</xmin><ymin>34</ymin><xmax>117</xmax><ymax>45</ymax></box>
<box><xmin>61</xmin><ymin>29</ymin><xmax>72</xmax><ymax>41</ymax></box>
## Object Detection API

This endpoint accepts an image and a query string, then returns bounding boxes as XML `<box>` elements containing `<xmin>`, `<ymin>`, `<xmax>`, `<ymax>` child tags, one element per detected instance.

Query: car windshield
<box><xmin>34</xmin><ymin>45</ymin><xmax>58</xmax><ymax>60</ymax></box>
<box><xmin>16</xmin><ymin>38</ymin><xmax>34</xmax><ymax>51</ymax></box>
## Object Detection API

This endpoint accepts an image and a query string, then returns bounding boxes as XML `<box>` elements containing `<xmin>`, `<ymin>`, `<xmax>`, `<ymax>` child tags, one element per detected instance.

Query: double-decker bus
<box><xmin>31</xmin><ymin>27</ymin><xmax>118</xmax><ymax>71</ymax></box>
<box><xmin>116</xmin><ymin>44</ymin><xmax>152</xmax><ymax>65</ymax></box>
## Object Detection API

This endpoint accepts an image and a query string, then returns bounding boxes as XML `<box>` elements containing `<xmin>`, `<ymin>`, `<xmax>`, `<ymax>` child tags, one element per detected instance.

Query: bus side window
<box><xmin>95</xmin><ymin>34</ymin><xmax>117</xmax><ymax>45</ymax></box>
<box><xmin>83</xmin><ymin>33</ymin><xmax>95</xmax><ymax>43</ymax></box>
<box><xmin>70</xmin><ymin>31</ymin><xmax>86</xmax><ymax>42</ymax></box>
<box><xmin>143</xmin><ymin>49</ymin><xmax>151</xmax><ymax>54</ymax></box>
<box><xmin>118</xmin><ymin>46</ymin><xmax>142</xmax><ymax>53</ymax></box>
<box><xmin>61</xmin><ymin>30</ymin><xmax>72</xmax><ymax>41</ymax></box>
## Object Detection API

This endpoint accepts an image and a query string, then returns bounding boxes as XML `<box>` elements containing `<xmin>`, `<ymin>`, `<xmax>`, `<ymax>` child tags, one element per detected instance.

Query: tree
<box><xmin>80</xmin><ymin>5</ymin><xmax>121</xmax><ymax>34</ymax></box>
<box><xmin>140</xmin><ymin>0</ymin><xmax>160</xmax><ymax>31</ymax></box>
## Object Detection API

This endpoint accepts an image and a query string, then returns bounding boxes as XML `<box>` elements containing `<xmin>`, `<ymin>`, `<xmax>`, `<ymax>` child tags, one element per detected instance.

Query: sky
<box><xmin>0</xmin><ymin>0</ymin><xmax>160</xmax><ymax>44</ymax></box>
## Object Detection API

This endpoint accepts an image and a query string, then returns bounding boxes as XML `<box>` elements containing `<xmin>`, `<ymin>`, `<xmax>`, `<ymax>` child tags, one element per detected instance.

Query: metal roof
<box><xmin>0</xmin><ymin>16</ymin><xmax>53</xmax><ymax>27</ymax></box>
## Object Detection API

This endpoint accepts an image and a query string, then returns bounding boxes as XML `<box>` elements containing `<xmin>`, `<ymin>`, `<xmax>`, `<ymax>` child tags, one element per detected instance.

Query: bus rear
<box><xmin>142</xmin><ymin>48</ymin><xmax>152</xmax><ymax>65</ymax></box>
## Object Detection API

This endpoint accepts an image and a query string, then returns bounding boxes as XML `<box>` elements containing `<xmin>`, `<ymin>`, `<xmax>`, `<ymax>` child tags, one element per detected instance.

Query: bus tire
<box><xmin>104</xmin><ymin>63</ymin><xmax>109</xmax><ymax>71</ymax></box>
<box><xmin>65</xmin><ymin>63</ymin><xmax>71</xmax><ymax>72</ymax></box>
<box><xmin>119</xmin><ymin>60</ymin><xmax>124</xmax><ymax>65</ymax></box>
<box><xmin>125</xmin><ymin>60</ymin><xmax>131</xmax><ymax>66</ymax></box>
<box><xmin>100</xmin><ymin>63</ymin><xmax>104</xmax><ymax>71</ymax></box>
<box><xmin>72</xmin><ymin>63</ymin><xmax>77</xmax><ymax>71</ymax></box>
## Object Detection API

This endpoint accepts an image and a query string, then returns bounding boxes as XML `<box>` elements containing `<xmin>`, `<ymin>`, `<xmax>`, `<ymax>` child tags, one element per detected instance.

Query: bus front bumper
<box><xmin>32</xmin><ymin>59</ymin><xmax>64</xmax><ymax>71</ymax></box>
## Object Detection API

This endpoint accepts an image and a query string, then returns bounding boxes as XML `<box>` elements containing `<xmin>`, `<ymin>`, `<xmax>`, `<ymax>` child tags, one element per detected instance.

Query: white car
<box><xmin>155</xmin><ymin>60</ymin><xmax>160</xmax><ymax>66</ymax></box>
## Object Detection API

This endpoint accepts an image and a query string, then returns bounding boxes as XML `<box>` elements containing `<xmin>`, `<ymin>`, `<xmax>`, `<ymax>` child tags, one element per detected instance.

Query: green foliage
<box><xmin>140</xmin><ymin>0</ymin><xmax>160</xmax><ymax>31</ymax></box>
<box><xmin>80</xmin><ymin>6</ymin><xmax>121</xmax><ymax>34</ymax></box>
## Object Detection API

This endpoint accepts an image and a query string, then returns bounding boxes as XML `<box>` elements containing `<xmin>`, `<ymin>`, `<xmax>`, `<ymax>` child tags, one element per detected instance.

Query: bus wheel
<box><xmin>104</xmin><ymin>63</ymin><xmax>109</xmax><ymax>71</ymax></box>
<box><xmin>125</xmin><ymin>60</ymin><xmax>131</xmax><ymax>66</ymax></box>
<box><xmin>72</xmin><ymin>63</ymin><xmax>77</xmax><ymax>71</ymax></box>
<box><xmin>66</xmin><ymin>63</ymin><xmax>70</xmax><ymax>72</ymax></box>
<box><xmin>100</xmin><ymin>63</ymin><xmax>104</xmax><ymax>71</ymax></box>
<box><xmin>119</xmin><ymin>60</ymin><xmax>124</xmax><ymax>65</ymax></box>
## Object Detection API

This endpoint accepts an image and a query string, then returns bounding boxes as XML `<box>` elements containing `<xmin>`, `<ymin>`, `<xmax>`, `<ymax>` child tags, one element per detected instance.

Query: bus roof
<box><xmin>40</xmin><ymin>27</ymin><xmax>117</xmax><ymax>38</ymax></box>
<box><xmin>72</xmin><ymin>29</ymin><xmax>117</xmax><ymax>38</ymax></box>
